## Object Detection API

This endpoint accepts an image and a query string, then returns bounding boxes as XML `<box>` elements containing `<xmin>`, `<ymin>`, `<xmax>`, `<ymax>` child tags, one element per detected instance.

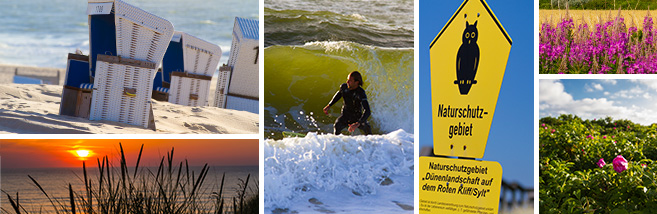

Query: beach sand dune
<box><xmin>0</xmin><ymin>84</ymin><xmax>258</xmax><ymax>134</ymax></box>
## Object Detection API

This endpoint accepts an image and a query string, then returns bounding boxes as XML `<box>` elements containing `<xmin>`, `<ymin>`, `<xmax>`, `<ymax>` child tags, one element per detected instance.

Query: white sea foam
<box><xmin>264</xmin><ymin>129</ymin><xmax>414</xmax><ymax>211</ymax></box>
<box><xmin>304</xmin><ymin>41</ymin><xmax>355</xmax><ymax>52</ymax></box>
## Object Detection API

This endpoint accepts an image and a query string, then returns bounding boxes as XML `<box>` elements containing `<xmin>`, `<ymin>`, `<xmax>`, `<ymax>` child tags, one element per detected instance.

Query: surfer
<box><xmin>323</xmin><ymin>71</ymin><xmax>372</xmax><ymax>135</ymax></box>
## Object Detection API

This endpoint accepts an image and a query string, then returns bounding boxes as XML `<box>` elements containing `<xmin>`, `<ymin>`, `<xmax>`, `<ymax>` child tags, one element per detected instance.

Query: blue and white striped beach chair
<box><xmin>86</xmin><ymin>0</ymin><xmax>174</xmax><ymax>128</ymax></box>
<box><xmin>160</xmin><ymin>31</ymin><xmax>221</xmax><ymax>106</ymax></box>
<box><xmin>214</xmin><ymin>17</ymin><xmax>259</xmax><ymax>114</ymax></box>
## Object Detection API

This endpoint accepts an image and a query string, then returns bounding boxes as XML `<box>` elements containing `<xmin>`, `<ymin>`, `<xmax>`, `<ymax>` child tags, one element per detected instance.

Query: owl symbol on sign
<box><xmin>455</xmin><ymin>13</ymin><xmax>480</xmax><ymax>95</ymax></box>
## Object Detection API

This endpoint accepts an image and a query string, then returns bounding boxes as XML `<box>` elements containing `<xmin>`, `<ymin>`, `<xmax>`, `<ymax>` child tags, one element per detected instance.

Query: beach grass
<box><xmin>1</xmin><ymin>143</ymin><xmax>258</xmax><ymax>214</ymax></box>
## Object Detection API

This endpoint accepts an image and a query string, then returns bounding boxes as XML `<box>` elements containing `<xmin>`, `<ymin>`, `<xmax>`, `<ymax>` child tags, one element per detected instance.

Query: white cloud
<box><xmin>539</xmin><ymin>79</ymin><xmax>573</xmax><ymax>105</ymax></box>
<box><xmin>601</xmin><ymin>79</ymin><xmax>617</xmax><ymax>85</ymax></box>
<box><xmin>592</xmin><ymin>83</ymin><xmax>603</xmax><ymax>91</ymax></box>
<box><xmin>585</xmin><ymin>86</ymin><xmax>593</xmax><ymax>92</ymax></box>
<box><xmin>540</xmin><ymin>80</ymin><xmax>657</xmax><ymax>125</ymax></box>
<box><xmin>611</xmin><ymin>86</ymin><xmax>646</xmax><ymax>99</ymax></box>
<box><xmin>604</xmin><ymin>91</ymin><xmax>610</xmax><ymax>96</ymax></box>
<box><xmin>636</xmin><ymin>79</ymin><xmax>657</xmax><ymax>92</ymax></box>
<box><xmin>585</xmin><ymin>83</ymin><xmax>603</xmax><ymax>92</ymax></box>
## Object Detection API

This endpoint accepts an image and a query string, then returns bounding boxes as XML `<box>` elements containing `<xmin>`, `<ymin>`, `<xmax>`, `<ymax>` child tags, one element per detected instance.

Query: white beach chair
<box><xmin>164</xmin><ymin>31</ymin><xmax>221</xmax><ymax>106</ymax></box>
<box><xmin>86</xmin><ymin>0</ymin><xmax>174</xmax><ymax>128</ymax></box>
<box><xmin>214</xmin><ymin>17</ymin><xmax>259</xmax><ymax>114</ymax></box>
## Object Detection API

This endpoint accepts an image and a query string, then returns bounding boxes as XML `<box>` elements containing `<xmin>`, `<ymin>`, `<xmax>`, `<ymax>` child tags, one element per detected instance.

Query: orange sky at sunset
<box><xmin>0</xmin><ymin>139</ymin><xmax>258</xmax><ymax>169</ymax></box>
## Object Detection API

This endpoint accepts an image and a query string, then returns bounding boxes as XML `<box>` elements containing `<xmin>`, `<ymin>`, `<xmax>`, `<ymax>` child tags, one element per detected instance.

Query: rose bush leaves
<box><xmin>540</xmin><ymin>114</ymin><xmax>657</xmax><ymax>213</ymax></box>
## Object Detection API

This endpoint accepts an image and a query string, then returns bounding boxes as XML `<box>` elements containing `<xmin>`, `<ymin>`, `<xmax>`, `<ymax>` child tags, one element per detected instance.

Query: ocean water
<box><xmin>0</xmin><ymin>0</ymin><xmax>258</xmax><ymax>69</ymax></box>
<box><xmin>1</xmin><ymin>166</ymin><xmax>258</xmax><ymax>212</ymax></box>
<box><xmin>264</xmin><ymin>0</ymin><xmax>414</xmax><ymax>139</ymax></box>
<box><xmin>264</xmin><ymin>0</ymin><xmax>413</xmax><ymax>47</ymax></box>
<box><xmin>264</xmin><ymin>130</ymin><xmax>414</xmax><ymax>213</ymax></box>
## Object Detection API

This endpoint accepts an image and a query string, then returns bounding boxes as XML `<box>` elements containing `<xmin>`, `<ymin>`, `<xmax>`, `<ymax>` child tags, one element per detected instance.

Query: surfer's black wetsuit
<box><xmin>327</xmin><ymin>83</ymin><xmax>372</xmax><ymax>135</ymax></box>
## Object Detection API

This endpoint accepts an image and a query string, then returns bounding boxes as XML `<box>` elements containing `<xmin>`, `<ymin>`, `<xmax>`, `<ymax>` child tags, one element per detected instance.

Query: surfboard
<box><xmin>282</xmin><ymin>131</ymin><xmax>306</xmax><ymax>138</ymax></box>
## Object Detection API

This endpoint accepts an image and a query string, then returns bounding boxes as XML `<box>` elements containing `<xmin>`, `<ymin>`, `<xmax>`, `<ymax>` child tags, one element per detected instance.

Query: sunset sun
<box><xmin>75</xmin><ymin>150</ymin><xmax>90</xmax><ymax>157</ymax></box>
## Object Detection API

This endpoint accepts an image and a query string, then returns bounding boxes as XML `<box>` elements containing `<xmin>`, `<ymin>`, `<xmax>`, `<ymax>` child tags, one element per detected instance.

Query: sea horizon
<box><xmin>1</xmin><ymin>165</ymin><xmax>258</xmax><ymax>211</ymax></box>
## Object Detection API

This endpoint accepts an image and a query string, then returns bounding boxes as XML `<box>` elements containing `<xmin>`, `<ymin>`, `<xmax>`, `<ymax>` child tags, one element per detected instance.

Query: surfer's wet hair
<box><xmin>350</xmin><ymin>71</ymin><xmax>363</xmax><ymax>86</ymax></box>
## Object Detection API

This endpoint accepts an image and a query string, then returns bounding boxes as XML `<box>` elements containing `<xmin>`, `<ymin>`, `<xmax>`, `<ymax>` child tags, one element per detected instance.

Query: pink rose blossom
<box><xmin>603</xmin><ymin>136</ymin><xmax>607</xmax><ymax>139</ymax></box>
<box><xmin>551</xmin><ymin>129</ymin><xmax>556</xmax><ymax>133</ymax></box>
<box><xmin>597</xmin><ymin>158</ymin><xmax>606</xmax><ymax>168</ymax></box>
<box><xmin>613</xmin><ymin>155</ymin><xmax>629</xmax><ymax>173</ymax></box>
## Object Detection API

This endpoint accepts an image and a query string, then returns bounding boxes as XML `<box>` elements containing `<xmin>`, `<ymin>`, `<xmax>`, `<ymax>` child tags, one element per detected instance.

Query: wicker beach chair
<box><xmin>160</xmin><ymin>31</ymin><xmax>221</xmax><ymax>106</ymax></box>
<box><xmin>59</xmin><ymin>53</ymin><xmax>93</xmax><ymax>118</ymax></box>
<box><xmin>213</xmin><ymin>17</ymin><xmax>259</xmax><ymax>114</ymax></box>
<box><xmin>86</xmin><ymin>0</ymin><xmax>174</xmax><ymax>128</ymax></box>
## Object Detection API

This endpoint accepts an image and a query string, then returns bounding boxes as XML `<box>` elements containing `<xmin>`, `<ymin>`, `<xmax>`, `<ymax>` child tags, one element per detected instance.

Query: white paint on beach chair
<box><xmin>87</xmin><ymin>2</ymin><xmax>113</xmax><ymax>15</ymax></box>
<box><xmin>181</xmin><ymin>32</ymin><xmax>221</xmax><ymax>76</ymax></box>
<box><xmin>226</xmin><ymin>95</ymin><xmax>258</xmax><ymax>114</ymax></box>
<box><xmin>114</xmin><ymin>0</ymin><xmax>174</xmax><ymax>65</ymax></box>
<box><xmin>213</xmin><ymin>67</ymin><xmax>232</xmax><ymax>108</ymax></box>
<box><xmin>169</xmin><ymin>76</ymin><xmax>212</xmax><ymax>106</ymax></box>
<box><xmin>90</xmin><ymin>59</ymin><xmax>155</xmax><ymax>127</ymax></box>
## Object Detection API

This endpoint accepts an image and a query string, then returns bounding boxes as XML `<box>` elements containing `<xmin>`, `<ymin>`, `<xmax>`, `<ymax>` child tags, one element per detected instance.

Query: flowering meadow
<box><xmin>540</xmin><ymin>115</ymin><xmax>657</xmax><ymax>213</ymax></box>
<box><xmin>539</xmin><ymin>12</ymin><xmax>657</xmax><ymax>74</ymax></box>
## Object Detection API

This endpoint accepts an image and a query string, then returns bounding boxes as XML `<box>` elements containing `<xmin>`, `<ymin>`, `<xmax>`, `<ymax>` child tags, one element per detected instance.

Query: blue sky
<box><xmin>540</xmin><ymin>79</ymin><xmax>657</xmax><ymax>125</ymax></box>
<box><xmin>419</xmin><ymin>0</ymin><xmax>534</xmax><ymax>188</ymax></box>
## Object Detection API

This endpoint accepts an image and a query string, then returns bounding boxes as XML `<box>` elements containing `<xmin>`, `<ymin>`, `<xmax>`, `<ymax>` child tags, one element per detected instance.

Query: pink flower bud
<box><xmin>641</xmin><ymin>164</ymin><xmax>647</xmax><ymax>168</ymax></box>
<box><xmin>597</xmin><ymin>158</ymin><xmax>606</xmax><ymax>168</ymax></box>
<box><xmin>603</xmin><ymin>136</ymin><xmax>607</xmax><ymax>139</ymax></box>
<box><xmin>551</xmin><ymin>129</ymin><xmax>555</xmax><ymax>133</ymax></box>
<box><xmin>613</xmin><ymin>155</ymin><xmax>628</xmax><ymax>173</ymax></box>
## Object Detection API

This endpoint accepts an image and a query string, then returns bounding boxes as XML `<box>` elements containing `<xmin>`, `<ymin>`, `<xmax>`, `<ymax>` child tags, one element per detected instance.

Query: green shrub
<box><xmin>540</xmin><ymin>115</ymin><xmax>657</xmax><ymax>213</ymax></box>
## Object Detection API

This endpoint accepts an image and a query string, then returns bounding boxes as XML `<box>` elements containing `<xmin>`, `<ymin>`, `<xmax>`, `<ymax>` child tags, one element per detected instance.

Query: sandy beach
<box><xmin>0</xmin><ymin>65</ymin><xmax>258</xmax><ymax>134</ymax></box>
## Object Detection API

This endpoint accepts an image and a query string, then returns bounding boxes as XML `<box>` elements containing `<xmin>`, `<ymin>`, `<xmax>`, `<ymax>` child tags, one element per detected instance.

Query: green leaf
<box><xmin>611</xmin><ymin>208</ymin><xmax>630</xmax><ymax>214</ymax></box>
